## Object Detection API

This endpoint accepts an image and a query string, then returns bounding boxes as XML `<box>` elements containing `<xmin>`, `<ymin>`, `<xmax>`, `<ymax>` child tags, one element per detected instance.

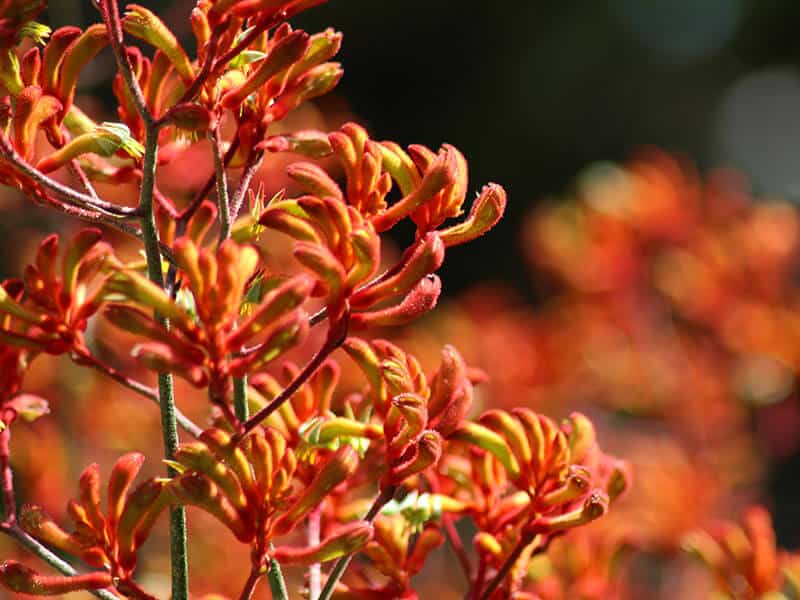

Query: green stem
<box><xmin>233</xmin><ymin>375</ymin><xmax>249</xmax><ymax>422</ymax></box>
<box><xmin>317</xmin><ymin>486</ymin><xmax>397</xmax><ymax>600</ymax></box>
<box><xmin>139</xmin><ymin>125</ymin><xmax>189</xmax><ymax>600</ymax></box>
<box><xmin>267</xmin><ymin>550</ymin><xmax>289</xmax><ymax>600</ymax></box>
<box><xmin>212</xmin><ymin>126</ymin><xmax>231</xmax><ymax>243</ymax></box>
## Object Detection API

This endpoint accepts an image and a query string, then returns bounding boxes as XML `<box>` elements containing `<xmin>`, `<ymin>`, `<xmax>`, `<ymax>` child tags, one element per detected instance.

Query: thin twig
<box><xmin>234</xmin><ymin>321</ymin><xmax>346</xmax><ymax>442</ymax></box>
<box><xmin>74</xmin><ymin>347</ymin><xmax>203</xmax><ymax>438</ymax></box>
<box><xmin>177</xmin><ymin>134</ymin><xmax>240</xmax><ymax>224</ymax></box>
<box><xmin>230</xmin><ymin>150</ymin><xmax>264</xmax><ymax>222</ymax></box>
<box><xmin>0</xmin><ymin>138</ymin><xmax>138</xmax><ymax>218</ymax></box>
<box><xmin>100</xmin><ymin>0</ymin><xmax>152</xmax><ymax>126</ymax></box>
<box><xmin>443</xmin><ymin>515</ymin><xmax>472</xmax><ymax>580</ymax></box>
<box><xmin>69</xmin><ymin>159</ymin><xmax>101</xmax><ymax>201</ymax></box>
<box><xmin>211</xmin><ymin>125</ymin><xmax>232</xmax><ymax>243</ymax></box>
<box><xmin>238</xmin><ymin>563</ymin><xmax>262</xmax><ymax>600</ymax></box>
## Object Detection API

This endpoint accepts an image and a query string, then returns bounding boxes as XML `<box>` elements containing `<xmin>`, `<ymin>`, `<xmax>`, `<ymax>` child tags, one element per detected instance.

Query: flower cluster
<box><xmin>0</xmin><ymin>2</ymin><xmax>629</xmax><ymax>600</ymax></box>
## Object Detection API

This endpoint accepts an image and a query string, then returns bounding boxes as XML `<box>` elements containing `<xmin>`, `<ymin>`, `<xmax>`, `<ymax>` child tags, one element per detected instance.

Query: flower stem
<box><xmin>212</xmin><ymin>125</ymin><xmax>232</xmax><ymax>243</ymax></box>
<box><xmin>233</xmin><ymin>375</ymin><xmax>249</xmax><ymax>422</ymax></box>
<box><xmin>238</xmin><ymin>563</ymin><xmax>262</xmax><ymax>600</ymax></box>
<box><xmin>139</xmin><ymin>123</ymin><xmax>189</xmax><ymax>600</ymax></box>
<box><xmin>317</xmin><ymin>486</ymin><xmax>397</xmax><ymax>600</ymax></box>
<box><xmin>267</xmin><ymin>552</ymin><xmax>289</xmax><ymax>600</ymax></box>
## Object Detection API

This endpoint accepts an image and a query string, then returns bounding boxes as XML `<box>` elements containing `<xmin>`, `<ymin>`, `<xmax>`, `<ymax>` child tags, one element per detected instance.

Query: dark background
<box><xmin>41</xmin><ymin>0</ymin><xmax>800</xmax><ymax>545</ymax></box>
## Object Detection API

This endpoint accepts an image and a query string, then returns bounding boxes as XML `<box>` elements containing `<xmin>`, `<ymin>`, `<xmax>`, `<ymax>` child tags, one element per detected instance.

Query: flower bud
<box><xmin>371</xmin><ymin>146</ymin><xmax>458</xmax><ymax>232</ymax></box>
<box><xmin>132</xmin><ymin>342</ymin><xmax>208</xmax><ymax>386</ymax></box>
<box><xmin>388</xmin><ymin>430</ymin><xmax>442</xmax><ymax>483</ymax></box>
<box><xmin>57</xmin><ymin>24</ymin><xmax>109</xmax><ymax>113</ymax></box>
<box><xmin>174</xmin><ymin>443</ymin><xmax>248</xmax><ymax>513</ymax></box>
<box><xmin>287</xmin><ymin>161</ymin><xmax>343</xmax><ymax>201</ymax></box>
<box><xmin>266</xmin><ymin>62</ymin><xmax>343</xmax><ymax>123</ymax></box>
<box><xmin>123</xmin><ymin>5</ymin><xmax>193</xmax><ymax>83</ymax></box>
<box><xmin>258</xmin><ymin>130</ymin><xmax>333</xmax><ymax>157</ymax></box>
<box><xmin>272</xmin><ymin>521</ymin><xmax>373</xmax><ymax>565</ymax></box>
<box><xmin>530</xmin><ymin>490</ymin><xmax>609</xmax><ymax>534</ymax></box>
<box><xmin>78</xmin><ymin>463</ymin><xmax>105</xmax><ymax>533</ymax></box>
<box><xmin>438</xmin><ymin>183</ymin><xmax>507</xmax><ymax>247</ymax></box>
<box><xmin>36</xmin><ymin>122</ymin><xmax>144</xmax><ymax>173</ymax></box>
<box><xmin>107</xmin><ymin>452</ymin><xmax>145</xmax><ymax>530</ymax></box>
<box><xmin>294</xmin><ymin>242</ymin><xmax>346</xmax><ymax>300</ymax></box>
<box><xmin>480</xmin><ymin>410</ymin><xmax>532</xmax><ymax>468</ymax></box>
<box><xmin>350</xmin><ymin>233</ymin><xmax>445</xmax><ymax>309</ymax></box>
<box><xmin>169</xmin><ymin>472</ymin><xmax>251</xmax><ymax>542</ymax></box>
<box><xmin>42</xmin><ymin>27</ymin><xmax>80</xmax><ymax>95</ymax></box>
<box><xmin>351</xmin><ymin>275</ymin><xmax>441</xmax><ymax>330</ymax></box>
<box><xmin>227</xmin><ymin>275</ymin><xmax>313</xmax><ymax>348</ymax></box>
<box><xmin>273</xmin><ymin>445</ymin><xmax>358</xmax><ymax>535</ymax></box>
<box><xmin>13</xmin><ymin>86</ymin><xmax>61</xmax><ymax>160</ymax></box>
<box><xmin>563</xmin><ymin>412</ymin><xmax>597</xmax><ymax>464</ymax></box>
<box><xmin>105</xmin><ymin>270</ymin><xmax>190</xmax><ymax>328</ymax></box>
<box><xmin>19</xmin><ymin>505</ymin><xmax>85</xmax><ymax>557</ymax></box>
<box><xmin>542</xmin><ymin>465</ymin><xmax>592</xmax><ymax>507</ymax></box>
<box><xmin>169</xmin><ymin>103</ymin><xmax>214</xmax><ymax>134</ymax></box>
<box><xmin>116</xmin><ymin>479</ymin><xmax>169</xmax><ymax>570</ymax></box>
<box><xmin>199</xmin><ymin>428</ymin><xmax>255</xmax><ymax>491</ymax></box>
<box><xmin>0</xmin><ymin>561</ymin><xmax>112</xmax><ymax>595</ymax></box>
<box><xmin>474</xmin><ymin>532</ymin><xmax>503</xmax><ymax>559</ymax></box>
<box><xmin>230</xmin><ymin>310</ymin><xmax>309</xmax><ymax>374</ymax></box>
<box><xmin>221</xmin><ymin>30</ymin><xmax>310</xmax><ymax>110</ymax></box>
<box><xmin>450</xmin><ymin>421</ymin><xmax>521</xmax><ymax>480</ymax></box>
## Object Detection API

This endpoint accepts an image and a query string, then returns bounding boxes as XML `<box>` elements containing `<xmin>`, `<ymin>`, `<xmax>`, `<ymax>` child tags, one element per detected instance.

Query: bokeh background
<box><xmin>4</xmin><ymin>1</ymin><xmax>800</xmax><ymax>598</ymax></box>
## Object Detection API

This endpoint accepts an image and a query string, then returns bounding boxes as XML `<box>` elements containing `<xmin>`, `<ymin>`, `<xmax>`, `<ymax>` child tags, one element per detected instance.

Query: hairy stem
<box><xmin>233</xmin><ymin>375</ymin><xmax>249</xmax><ymax>422</ymax></box>
<box><xmin>0</xmin><ymin>422</ymin><xmax>15</xmax><ymax>526</ymax></box>
<box><xmin>230</xmin><ymin>151</ymin><xmax>264</xmax><ymax>222</ymax></box>
<box><xmin>212</xmin><ymin>126</ymin><xmax>232</xmax><ymax>243</ymax></box>
<box><xmin>267</xmin><ymin>547</ymin><xmax>289</xmax><ymax>600</ymax></box>
<box><xmin>317</xmin><ymin>486</ymin><xmax>397</xmax><ymax>600</ymax></box>
<box><xmin>74</xmin><ymin>347</ymin><xmax>202</xmax><ymax>437</ymax></box>
<box><xmin>139</xmin><ymin>125</ymin><xmax>189</xmax><ymax>600</ymax></box>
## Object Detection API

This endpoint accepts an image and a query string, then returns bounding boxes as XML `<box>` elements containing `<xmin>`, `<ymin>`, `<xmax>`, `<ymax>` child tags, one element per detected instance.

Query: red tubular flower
<box><xmin>12</xmin><ymin>454</ymin><xmax>168</xmax><ymax>597</ymax></box>
<box><xmin>440</xmin><ymin>410</ymin><xmax>629</xmax><ymax>597</ymax></box>
<box><xmin>105</xmin><ymin>235</ymin><xmax>311</xmax><ymax>406</ymax></box>
<box><xmin>683</xmin><ymin>505</ymin><xmax>798</xmax><ymax>598</ymax></box>
<box><xmin>0</xmin><ymin>229</ymin><xmax>114</xmax><ymax>356</ymax></box>
<box><xmin>168</xmin><ymin>426</ymin><xmax>359</xmax><ymax>568</ymax></box>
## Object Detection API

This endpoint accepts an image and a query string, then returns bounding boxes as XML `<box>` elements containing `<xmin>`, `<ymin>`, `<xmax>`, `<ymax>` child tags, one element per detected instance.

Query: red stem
<box><xmin>238</xmin><ymin>564</ymin><xmax>262</xmax><ymax>600</ymax></box>
<box><xmin>443</xmin><ymin>515</ymin><xmax>472</xmax><ymax>580</ymax></box>
<box><xmin>234</xmin><ymin>314</ymin><xmax>348</xmax><ymax>443</ymax></box>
